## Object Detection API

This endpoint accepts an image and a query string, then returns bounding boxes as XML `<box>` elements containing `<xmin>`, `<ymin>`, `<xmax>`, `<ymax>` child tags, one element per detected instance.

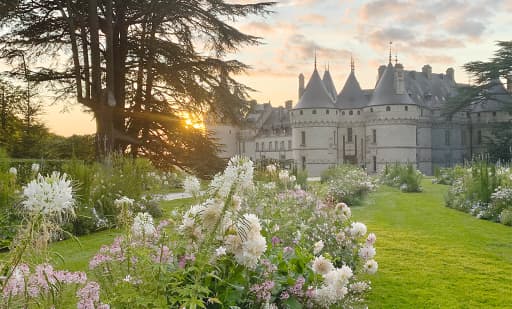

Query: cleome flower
<box><xmin>22</xmin><ymin>171</ymin><xmax>75</xmax><ymax>220</ymax></box>
<box><xmin>131</xmin><ymin>212</ymin><xmax>156</xmax><ymax>239</ymax></box>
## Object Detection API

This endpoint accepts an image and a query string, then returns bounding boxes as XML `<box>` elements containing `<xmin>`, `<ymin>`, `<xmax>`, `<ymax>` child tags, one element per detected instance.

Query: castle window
<box><xmin>269</xmin><ymin>141</ymin><xmax>272</xmax><ymax>151</ymax></box>
<box><xmin>421</xmin><ymin>108</ymin><xmax>424</xmax><ymax>116</ymax></box>
<box><xmin>349</xmin><ymin>110</ymin><xmax>353</xmax><ymax>115</ymax></box>
<box><xmin>336</xmin><ymin>110</ymin><xmax>338</xmax><ymax>115</ymax></box>
<box><xmin>342</xmin><ymin>111</ymin><xmax>345</xmax><ymax>116</ymax></box>
<box><xmin>493</xmin><ymin>111</ymin><xmax>497</xmax><ymax>117</ymax></box>
<box><xmin>373</xmin><ymin>156</ymin><xmax>377</xmax><ymax>172</ymax></box>
<box><xmin>300</xmin><ymin>110</ymin><xmax>303</xmax><ymax>115</ymax></box>
<box><xmin>445</xmin><ymin>130</ymin><xmax>450</xmax><ymax>146</ymax></box>
<box><xmin>229</xmin><ymin>130</ymin><xmax>231</xmax><ymax>134</ymax></box>
<box><xmin>477</xmin><ymin>130</ymin><xmax>482</xmax><ymax>144</ymax></box>
<box><xmin>301</xmin><ymin>156</ymin><xmax>306</xmax><ymax>170</ymax></box>
<box><xmin>386</xmin><ymin>106</ymin><xmax>391</xmax><ymax>112</ymax></box>
<box><xmin>372</xmin><ymin>129</ymin><xmax>376</xmax><ymax>144</ymax></box>
<box><xmin>288</xmin><ymin>140</ymin><xmax>292</xmax><ymax>150</ymax></box>
<box><xmin>274</xmin><ymin>141</ymin><xmax>278</xmax><ymax>150</ymax></box>
<box><xmin>357</xmin><ymin>110</ymin><xmax>361</xmax><ymax>115</ymax></box>
<box><xmin>312</xmin><ymin>109</ymin><xmax>317</xmax><ymax>114</ymax></box>
<box><xmin>301</xmin><ymin>131</ymin><xmax>306</xmax><ymax>146</ymax></box>
<box><xmin>477</xmin><ymin>112</ymin><xmax>481</xmax><ymax>118</ymax></box>
<box><xmin>326</xmin><ymin>109</ymin><xmax>330</xmax><ymax>115</ymax></box>
<box><xmin>461</xmin><ymin>129</ymin><xmax>466</xmax><ymax>145</ymax></box>
<box><xmin>370</xmin><ymin>108</ymin><xmax>374</xmax><ymax>112</ymax></box>
<box><xmin>347</xmin><ymin>128</ymin><xmax>353</xmax><ymax>143</ymax></box>
<box><xmin>280</xmin><ymin>141</ymin><xmax>284</xmax><ymax>150</ymax></box>
<box><xmin>242</xmin><ymin>142</ymin><xmax>246</xmax><ymax>153</ymax></box>
<box><xmin>466</xmin><ymin>112</ymin><xmax>470</xmax><ymax>118</ymax></box>
<box><xmin>262</xmin><ymin>143</ymin><xmax>265</xmax><ymax>151</ymax></box>
<box><xmin>404</xmin><ymin>106</ymin><xmax>408</xmax><ymax>111</ymax></box>
<box><xmin>256</xmin><ymin>142</ymin><xmax>259</xmax><ymax>151</ymax></box>
<box><xmin>416</xmin><ymin>128</ymin><xmax>419</xmax><ymax>146</ymax></box>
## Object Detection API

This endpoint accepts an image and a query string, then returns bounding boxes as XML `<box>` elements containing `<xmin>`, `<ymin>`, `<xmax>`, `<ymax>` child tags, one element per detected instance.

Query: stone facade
<box><xmin>207</xmin><ymin>60</ymin><xmax>512</xmax><ymax>177</ymax></box>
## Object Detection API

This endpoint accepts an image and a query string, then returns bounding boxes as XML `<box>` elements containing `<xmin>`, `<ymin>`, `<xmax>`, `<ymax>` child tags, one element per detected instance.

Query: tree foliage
<box><xmin>444</xmin><ymin>41</ymin><xmax>512</xmax><ymax>116</ymax></box>
<box><xmin>0</xmin><ymin>0</ymin><xmax>274</xmax><ymax>176</ymax></box>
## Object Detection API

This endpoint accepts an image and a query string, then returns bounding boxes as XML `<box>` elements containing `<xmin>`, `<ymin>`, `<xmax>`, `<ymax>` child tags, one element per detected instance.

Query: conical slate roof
<box><xmin>369</xmin><ymin>63</ymin><xmax>414</xmax><ymax>106</ymax></box>
<box><xmin>336</xmin><ymin>71</ymin><xmax>368</xmax><ymax>108</ymax></box>
<box><xmin>473</xmin><ymin>79</ymin><xmax>512</xmax><ymax>112</ymax></box>
<box><xmin>294</xmin><ymin>68</ymin><xmax>336</xmax><ymax>109</ymax></box>
<box><xmin>322</xmin><ymin>69</ymin><xmax>337</xmax><ymax>100</ymax></box>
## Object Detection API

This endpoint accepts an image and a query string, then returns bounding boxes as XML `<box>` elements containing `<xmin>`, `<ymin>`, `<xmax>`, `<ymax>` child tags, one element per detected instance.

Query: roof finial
<box><xmin>389</xmin><ymin>41</ymin><xmax>393</xmax><ymax>64</ymax></box>
<box><xmin>350</xmin><ymin>54</ymin><xmax>355</xmax><ymax>73</ymax></box>
<box><xmin>314</xmin><ymin>49</ymin><xmax>317</xmax><ymax>70</ymax></box>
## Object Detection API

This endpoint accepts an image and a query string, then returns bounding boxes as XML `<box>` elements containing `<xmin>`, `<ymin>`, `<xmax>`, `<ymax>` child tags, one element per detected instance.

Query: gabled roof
<box><xmin>336</xmin><ymin>71</ymin><xmax>368</xmax><ymax>109</ymax></box>
<box><xmin>294</xmin><ymin>68</ymin><xmax>336</xmax><ymax>109</ymax></box>
<box><xmin>369</xmin><ymin>63</ymin><xmax>414</xmax><ymax>106</ymax></box>
<box><xmin>473</xmin><ymin>79</ymin><xmax>512</xmax><ymax>112</ymax></box>
<box><xmin>322</xmin><ymin>70</ymin><xmax>337</xmax><ymax>100</ymax></box>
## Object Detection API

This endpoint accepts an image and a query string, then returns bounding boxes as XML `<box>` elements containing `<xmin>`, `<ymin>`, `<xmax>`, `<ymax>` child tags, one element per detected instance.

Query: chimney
<box><xmin>298</xmin><ymin>73</ymin><xmax>305</xmax><ymax>100</ymax></box>
<box><xmin>377</xmin><ymin>65</ymin><xmax>386</xmax><ymax>83</ymax></box>
<box><xmin>394</xmin><ymin>63</ymin><xmax>405</xmax><ymax>94</ymax></box>
<box><xmin>285</xmin><ymin>100</ymin><xmax>293</xmax><ymax>110</ymax></box>
<box><xmin>507</xmin><ymin>75</ymin><xmax>512</xmax><ymax>93</ymax></box>
<box><xmin>446</xmin><ymin>68</ymin><xmax>454</xmax><ymax>82</ymax></box>
<box><xmin>422</xmin><ymin>65</ymin><xmax>432</xmax><ymax>79</ymax></box>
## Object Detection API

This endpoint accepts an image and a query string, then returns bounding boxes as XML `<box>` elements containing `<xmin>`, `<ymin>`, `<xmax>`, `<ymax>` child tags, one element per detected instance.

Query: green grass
<box><xmin>352</xmin><ymin>180</ymin><xmax>512</xmax><ymax>308</ymax></box>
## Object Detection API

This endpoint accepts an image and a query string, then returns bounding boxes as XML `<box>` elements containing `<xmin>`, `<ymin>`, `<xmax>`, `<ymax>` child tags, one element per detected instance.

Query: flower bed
<box><xmin>1</xmin><ymin>156</ymin><xmax>378</xmax><ymax>308</ymax></box>
<box><xmin>381</xmin><ymin>163</ymin><xmax>423</xmax><ymax>192</ymax></box>
<box><xmin>445</xmin><ymin>161</ymin><xmax>512</xmax><ymax>226</ymax></box>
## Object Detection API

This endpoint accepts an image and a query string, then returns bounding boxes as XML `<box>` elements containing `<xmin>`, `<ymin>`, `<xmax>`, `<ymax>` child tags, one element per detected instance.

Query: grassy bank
<box><xmin>352</xmin><ymin>180</ymin><xmax>512</xmax><ymax>308</ymax></box>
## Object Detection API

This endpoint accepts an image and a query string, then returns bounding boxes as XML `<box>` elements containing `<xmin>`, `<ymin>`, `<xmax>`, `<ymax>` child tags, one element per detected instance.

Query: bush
<box><xmin>445</xmin><ymin>161</ymin><xmax>512</xmax><ymax>225</ymax></box>
<box><xmin>500</xmin><ymin>209</ymin><xmax>512</xmax><ymax>226</ymax></box>
<box><xmin>321</xmin><ymin>165</ymin><xmax>377</xmax><ymax>205</ymax></box>
<box><xmin>381</xmin><ymin>163</ymin><xmax>423</xmax><ymax>192</ymax></box>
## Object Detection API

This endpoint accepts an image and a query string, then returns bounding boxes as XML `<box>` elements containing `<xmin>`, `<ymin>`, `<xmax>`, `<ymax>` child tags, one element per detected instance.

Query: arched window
<box><xmin>370</xmin><ymin>108</ymin><xmax>374</xmax><ymax>112</ymax></box>
<box><xmin>326</xmin><ymin>109</ymin><xmax>330</xmax><ymax>115</ymax></box>
<box><xmin>357</xmin><ymin>110</ymin><xmax>361</xmax><ymax>115</ymax></box>
<box><xmin>349</xmin><ymin>110</ymin><xmax>353</xmax><ymax>115</ymax></box>
<box><xmin>386</xmin><ymin>106</ymin><xmax>391</xmax><ymax>111</ymax></box>
<box><xmin>256</xmin><ymin>142</ymin><xmax>259</xmax><ymax>151</ymax></box>
<box><xmin>342</xmin><ymin>111</ymin><xmax>345</xmax><ymax>116</ymax></box>
<box><xmin>404</xmin><ymin>106</ymin><xmax>408</xmax><ymax>111</ymax></box>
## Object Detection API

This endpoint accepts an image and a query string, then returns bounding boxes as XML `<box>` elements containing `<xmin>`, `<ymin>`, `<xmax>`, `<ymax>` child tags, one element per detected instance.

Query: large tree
<box><xmin>444</xmin><ymin>41</ymin><xmax>512</xmax><ymax>116</ymax></box>
<box><xmin>0</xmin><ymin>0</ymin><xmax>273</xmax><ymax>175</ymax></box>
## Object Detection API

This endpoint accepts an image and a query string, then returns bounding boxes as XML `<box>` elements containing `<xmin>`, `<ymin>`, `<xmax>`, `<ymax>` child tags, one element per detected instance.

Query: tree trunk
<box><xmin>60</xmin><ymin>2</ymin><xmax>82</xmax><ymax>100</ymax></box>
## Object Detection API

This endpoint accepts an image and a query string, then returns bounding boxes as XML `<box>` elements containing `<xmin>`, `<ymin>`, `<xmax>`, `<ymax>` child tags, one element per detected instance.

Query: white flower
<box><xmin>289</xmin><ymin>175</ymin><xmax>296</xmax><ymax>183</ymax></box>
<box><xmin>114</xmin><ymin>196</ymin><xmax>134</xmax><ymax>208</ymax></box>
<box><xmin>266</xmin><ymin>164</ymin><xmax>277</xmax><ymax>173</ymax></box>
<box><xmin>278</xmin><ymin>170</ymin><xmax>290</xmax><ymax>182</ymax></box>
<box><xmin>324</xmin><ymin>266</ymin><xmax>353</xmax><ymax>289</ymax></box>
<box><xmin>312</xmin><ymin>256</ymin><xmax>334</xmax><ymax>275</ymax></box>
<box><xmin>366</xmin><ymin>233</ymin><xmax>377</xmax><ymax>245</ymax></box>
<box><xmin>363</xmin><ymin>259</ymin><xmax>378</xmax><ymax>274</ymax></box>
<box><xmin>215</xmin><ymin>246</ymin><xmax>227</xmax><ymax>256</ymax></box>
<box><xmin>184</xmin><ymin>175</ymin><xmax>201</xmax><ymax>197</ymax></box>
<box><xmin>359</xmin><ymin>245</ymin><xmax>376</xmax><ymax>260</ymax></box>
<box><xmin>349</xmin><ymin>281</ymin><xmax>370</xmax><ymax>293</ymax></box>
<box><xmin>9</xmin><ymin>167</ymin><xmax>17</xmax><ymax>176</ymax></box>
<box><xmin>349</xmin><ymin>222</ymin><xmax>367</xmax><ymax>238</ymax></box>
<box><xmin>336</xmin><ymin>202</ymin><xmax>351</xmax><ymax>220</ymax></box>
<box><xmin>22</xmin><ymin>172</ymin><xmax>75</xmax><ymax>220</ymax></box>
<box><xmin>31</xmin><ymin>163</ymin><xmax>40</xmax><ymax>174</ymax></box>
<box><xmin>335</xmin><ymin>231</ymin><xmax>346</xmax><ymax>243</ymax></box>
<box><xmin>199</xmin><ymin>200</ymin><xmax>222</xmax><ymax>230</ymax></box>
<box><xmin>132</xmin><ymin>212</ymin><xmax>156</xmax><ymax>239</ymax></box>
<box><xmin>313</xmin><ymin>240</ymin><xmax>324</xmax><ymax>255</ymax></box>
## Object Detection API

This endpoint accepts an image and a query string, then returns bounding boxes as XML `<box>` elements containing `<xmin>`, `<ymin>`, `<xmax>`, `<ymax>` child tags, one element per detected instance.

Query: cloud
<box><xmin>366</xmin><ymin>27</ymin><xmax>415</xmax><ymax>49</ymax></box>
<box><xmin>443</xmin><ymin>18</ymin><xmax>486</xmax><ymax>38</ymax></box>
<box><xmin>414</xmin><ymin>37</ymin><xmax>465</xmax><ymax>49</ymax></box>
<box><xmin>297</xmin><ymin>13</ymin><xmax>326</xmax><ymax>25</ymax></box>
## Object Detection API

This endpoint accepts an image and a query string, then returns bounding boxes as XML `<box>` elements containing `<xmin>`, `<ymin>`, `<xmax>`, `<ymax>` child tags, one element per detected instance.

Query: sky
<box><xmin>20</xmin><ymin>0</ymin><xmax>512</xmax><ymax>136</ymax></box>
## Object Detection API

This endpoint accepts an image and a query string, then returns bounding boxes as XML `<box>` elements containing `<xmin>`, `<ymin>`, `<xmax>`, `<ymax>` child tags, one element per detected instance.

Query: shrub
<box><xmin>381</xmin><ymin>163</ymin><xmax>423</xmax><ymax>192</ymax></box>
<box><xmin>499</xmin><ymin>209</ymin><xmax>512</xmax><ymax>226</ymax></box>
<box><xmin>322</xmin><ymin>165</ymin><xmax>377</xmax><ymax>205</ymax></box>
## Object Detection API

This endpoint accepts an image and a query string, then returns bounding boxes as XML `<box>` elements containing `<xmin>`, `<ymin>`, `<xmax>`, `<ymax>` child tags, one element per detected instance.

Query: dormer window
<box><xmin>370</xmin><ymin>108</ymin><xmax>374</xmax><ymax>112</ymax></box>
<box><xmin>386</xmin><ymin>106</ymin><xmax>391</xmax><ymax>112</ymax></box>
<box><xmin>404</xmin><ymin>106</ymin><xmax>408</xmax><ymax>111</ymax></box>
<box><xmin>357</xmin><ymin>110</ymin><xmax>361</xmax><ymax>115</ymax></box>
<box><xmin>342</xmin><ymin>111</ymin><xmax>345</xmax><ymax>116</ymax></box>
<box><xmin>326</xmin><ymin>109</ymin><xmax>330</xmax><ymax>115</ymax></box>
<box><xmin>349</xmin><ymin>110</ymin><xmax>353</xmax><ymax>115</ymax></box>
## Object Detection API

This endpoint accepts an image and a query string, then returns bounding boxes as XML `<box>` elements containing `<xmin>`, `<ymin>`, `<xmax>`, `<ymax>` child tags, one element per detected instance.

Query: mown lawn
<box><xmin>352</xmin><ymin>180</ymin><xmax>512</xmax><ymax>308</ymax></box>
